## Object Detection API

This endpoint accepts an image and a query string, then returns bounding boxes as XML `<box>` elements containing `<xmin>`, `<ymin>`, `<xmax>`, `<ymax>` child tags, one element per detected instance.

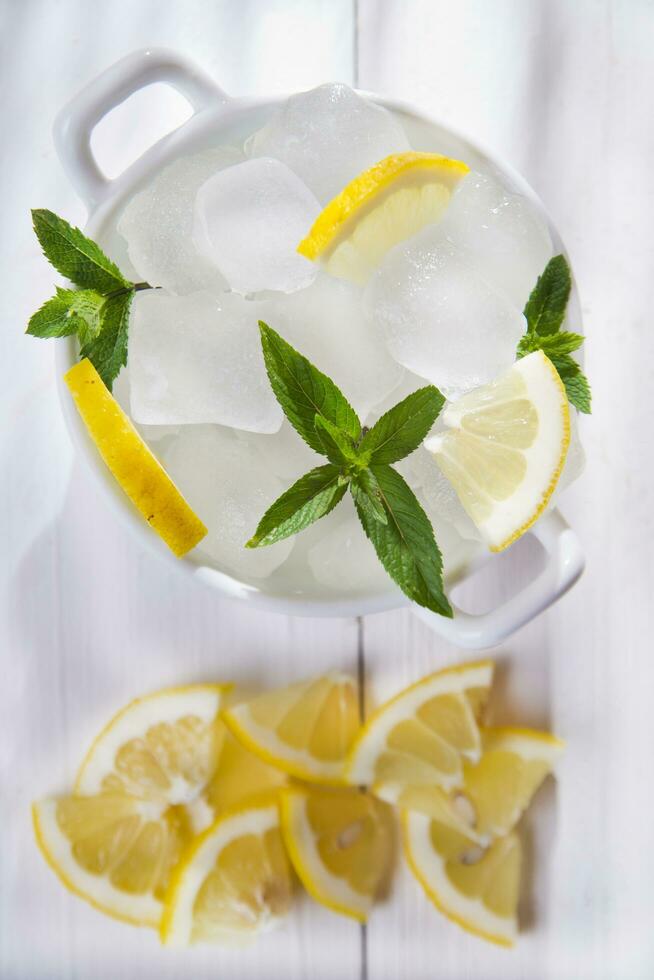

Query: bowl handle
<box><xmin>412</xmin><ymin>509</ymin><xmax>584</xmax><ymax>650</ymax></box>
<box><xmin>53</xmin><ymin>48</ymin><xmax>226</xmax><ymax>210</ymax></box>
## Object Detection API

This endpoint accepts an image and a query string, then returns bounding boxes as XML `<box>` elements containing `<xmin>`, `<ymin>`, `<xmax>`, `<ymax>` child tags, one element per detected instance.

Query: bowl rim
<box><xmin>55</xmin><ymin>86</ymin><xmax>581</xmax><ymax>617</ymax></box>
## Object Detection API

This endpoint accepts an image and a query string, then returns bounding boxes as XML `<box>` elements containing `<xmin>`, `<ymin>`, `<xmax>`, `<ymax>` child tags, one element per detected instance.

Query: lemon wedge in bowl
<box><xmin>33</xmin><ymin>684</ymin><xmax>230</xmax><ymax>927</ymax></box>
<box><xmin>280</xmin><ymin>785</ymin><xmax>393</xmax><ymax>921</ymax></box>
<box><xmin>223</xmin><ymin>673</ymin><xmax>360</xmax><ymax>784</ymax></box>
<box><xmin>425</xmin><ymin>350</ymin><xmax>570</xmax><ymax>552</ymax></box>
<box><xmin>161</xmin><ymin>794</ymin><xmax>293</xmax><ymax>946</ymax></box>
<box><xmin>297</xmin><ymin>151</ymin><xmax>469</xmax><ymax>284</ymax></box>
<box><xmin>64</xmin><ymin>358</ymin><xmax>207</xmax><ymax>557</ymax></box>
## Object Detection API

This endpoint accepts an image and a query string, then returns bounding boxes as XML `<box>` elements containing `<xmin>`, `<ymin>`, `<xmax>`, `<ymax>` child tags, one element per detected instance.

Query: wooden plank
<box><xmin>357</xmin><ymin>1</ymin><xmax>654</xmax><ymax>978</ymax></box>
<box><xmin>0</xmin><ymin>2</ymin><xmax>362</xmax><ymax>979</ymax></box>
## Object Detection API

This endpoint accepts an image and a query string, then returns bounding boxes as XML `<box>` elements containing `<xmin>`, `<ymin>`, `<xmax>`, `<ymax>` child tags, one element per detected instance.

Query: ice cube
<box><xmin>404</xmin><ymin>446</ymin><xmax>481</xmax><ymax>542</ymax></box>
<box><xmin>261</xmin><ymin>273</ymin><xmax>403</xmax><ymax>419</ymax></box>
<box><xmin>248</xmin><ymin>83</ymin><xmax>410</xmax><ymax>204</ymax></box>
<box><xmin>162</xmin><ymin>425</ymin><xmax>294</xmax><ymax>580</ymax></box>
<box><xmin>128</xmin><ymin>290</ymin><xmax>283</xmax><ymax>433</ymax></box>
<box><xmin>364</xmin><ymin>228</ymin><xmax>526</xmax><ymax>398</ymax></box>
<box><xmin>235</xmin><ymin>420</ymin><xmax>321</xmax><ymax>483</ymax></box>
<box><xmin>306</xmin><ymin>497</ymin><xmax>391</xmax><ymax>594</ymax></box>
<box><xmin>437</xmin><ymin>171</ymin><xmax>553</xmax><ymax>309</ymax></box>
<box><xmin>117</xmin><ymin>147</ymin><xmax>242</xmax><ymax>295</ymax></box>
<box><xmin>192</xmin><ymin>158</ymin><xmax>319</xmax><ymax>294</ymax></box>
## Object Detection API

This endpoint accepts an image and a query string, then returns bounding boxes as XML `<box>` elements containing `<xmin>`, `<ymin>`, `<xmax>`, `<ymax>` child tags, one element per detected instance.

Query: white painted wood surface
<box><xmin>1</xmin><ymin>1</ymin><xmax>652</xmax><ymax>978</ymax></box>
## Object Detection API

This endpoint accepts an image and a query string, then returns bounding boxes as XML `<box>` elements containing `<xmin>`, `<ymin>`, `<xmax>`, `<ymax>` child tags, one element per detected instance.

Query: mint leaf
<box><xmin>27</xmin><ymin>293</ymin><xmax>82</xmax><ymax>338</ymax></box>
<box><xmin>353</xmin><ymin>464</ymin><xmax>452</xmax><ymax>617</ymax></box>
<box><xmin>32</xmin><ymin>209</ymin><xmax>129</xmax><ymax>293</ymax></box>
<box><xmin>56</xmin><ymin>287</ymin><xmax>106</xmax><ymax>345</ymax></box>
<box><xmin>359</xmin><ymin>386</ymin><xmax>445</xmax><ymax>464</ymax></box>
<box><xmin>517</xmin><ymin>330</ymin><xmax>584</xmax><ymax>359</ymax></box>
<box><xmin>258</xmin><ymin>322</ymin><xmax>361</xmax><ymax>454</ymax></box>
<box><xmin>550</xmin><ymin>354</ymin><xmax>592</xmax><ymax>414</ymax></box>
<box><xmin>351</xmin><ymin>469</ymin><xmax>387</xmax><ymax>525</ymax></box>
<box><xmin>314</xmin><ymin>414</ymin><xmax>357</xmax><ymax>465</ymax></box>
<box><xmin>80</xmin><ymin>289</ymin><xmax>134</xmax><ymax>390</ymax></box>
<box><xmin>247</xmin><ymin>464</ymin><xmax>347</xmax><ymax>547</ymax></box>
<box><xmin>523</xmin><ymin>254</ymin><xmax>571</xmax><ymax>336</ymax></box>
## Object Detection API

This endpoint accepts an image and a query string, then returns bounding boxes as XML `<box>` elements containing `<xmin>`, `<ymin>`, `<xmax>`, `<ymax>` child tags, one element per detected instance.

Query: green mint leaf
<box><xmin>246</xmin><ymin>464</ymin><xmax>347</xmax><ymax>547</ymax></box>
<box><xmin>314</xmin><ymin>414</ymin><xmax>358</xmax><ymax>465</ymax></box>
<box><xmin>258</xmin><ymin>322</ymin><xmax>361</xmax><ymax>454</ymax></box>
<box><xmin>27</xmin><ymin>293</ymin><xmax>82</xmax><ymax>338</ymax></box>
<box><xmin>523</xmin><ymin>254</ymin><xmax>571</xmax><ymax>336</ymax></box>
<box><xmin>358</xmin><ymin>385</ymin><xmax>445</xmax><ymax>464</ymax></box>
<box><xmin>80</xmin><ymin>289</ymin><xmax>134</xmax><ymax>390</ymax></box>
<box><xmin>351</xmin><ymin>469</ymin><xmax>387</xmax><ymax>525</ymax></box>
<box><xmin>550</xmin><ymin>354</ymin><xmax>592</xmax><ymax>414</ymax></box>
<box><xmin>353</xmin><ymin>464</ymin><xmax>452</xmax><ymax>617</ymax></box>
<box><xmin>32</xmin><ymin>209</ymin><xmax>129</xmax><ymax>293</ymax></box>
<box><xmin>56</xmin><ymin>287</ymin><xmax>106</xmax><ymax>345</ymax></box>
<box><xmin>517</xmin><ymin>330</ymin><xmax>584</xmax><ymax>359</ymax></box>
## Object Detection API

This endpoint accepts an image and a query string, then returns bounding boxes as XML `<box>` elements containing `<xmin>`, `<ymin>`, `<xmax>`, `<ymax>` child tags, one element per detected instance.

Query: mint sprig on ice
<box><xmin>248</xmin><ymin>322</ymin><xmax>452</xmax><ymax>618</ymax></box>
<box><xmin>517</xmin><ymin>254</ymin><xmax>591</xmax><ymax>413</ymax></box>
<box><xmin>28</xmin><ymin>209</ymin><xmax>150</xmax><ymax>390</ymax></box>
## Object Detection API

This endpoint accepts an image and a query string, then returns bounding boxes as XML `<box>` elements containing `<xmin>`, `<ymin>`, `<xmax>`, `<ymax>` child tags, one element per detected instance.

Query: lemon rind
<box><xmin>279</xmin><ymin>789</ymin><xmax>370</xmax><ymax>922</ymax></box>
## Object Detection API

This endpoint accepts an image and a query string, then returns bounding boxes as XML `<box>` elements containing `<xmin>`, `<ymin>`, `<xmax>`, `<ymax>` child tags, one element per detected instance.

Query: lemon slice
<box><xmin>64</xmin><ymin>358</ymin><xmax>206</xmax><ymax>557</ymax></box>
<box><xmin>424</xmin><ymin>350</ymin><xmax>570</xmax><ymax>552</ymax></box>
<box><xmin>223</xmin><ymin>673</ymin><xmax>360</xmax><ymax>784</ymax></box>
<box><xmin>280</xmin><ymin>785</ymin><xmax>393</xmax><ymax>921</ymax></box>
<box><xmin>161</xmin><ymin>795</ymin><xmax>293</xmax><ymax>946</ymax></box>
<box><xmin>403</xmin><ymin>813</ymin><xmax>521</xmax><ymax>946</ymax></box>
<box><xmin>33</xmin><ymin>685</ymin><xmax>229</xmax><ymax>926</ymax></box>
<box><xmin>297</xmin><ymin>152</ymin><xmax>469</xmax><ymax>284</ymax></box>
<box><xmin>346</xmin><ymin>661</ymin><xmax>493</xmax><ymax>798</ymax></box>
<box><xmin>206</xmin><ymin>725</ymin><xmax>287</xmax><ymax>815</ymax></box>
<box><xmin>393</xmin><ymin>726</ymin><xmax>564</xmax><ymax>843</ymax></box>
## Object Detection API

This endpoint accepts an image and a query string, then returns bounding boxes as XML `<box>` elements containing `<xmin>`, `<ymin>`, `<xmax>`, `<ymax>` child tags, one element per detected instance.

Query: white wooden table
<box><xmin>1</xmin><ymin>1</ymin><xmax>653</xmax><ymax>977</ymax></box>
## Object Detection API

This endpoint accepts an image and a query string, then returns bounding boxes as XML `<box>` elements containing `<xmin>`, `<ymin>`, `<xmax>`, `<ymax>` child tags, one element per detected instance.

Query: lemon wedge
<box><xmin>393</xmin><ymin>726</ymin><xmax>564</xmax><ymax>843</ymax></box>
<box><xmin>161</xmin><ymin>795</ymin><xmax>292</xmax><ymax>946</ymax></box>
<box><xmin>297</xmin><ymin>152</ymin><xmax>469</xmax><ymax>283</ymax></box>
<box><xmin>280</xmin><ymin>785</ymin><xmax>393</xmax><ymax>921</ymax></box>
<box><xmin>346</xmin><ymin>661</ymin><xmax>493</xmax><ymax>798</ymax></box>
<box><xmin>33</xmin><ymin>685</ymin><xmax>229</xmax><ymax>927</ymax></box>
<box><xmin>64</xmin><ymin>358</ymin><xmax>206</xmax><ymax>557</ymax></box>
<box><xmin>206</xmin><ymin>725</ymin><xmax>287</xmax><ymax>815</ymax></box>
<box><xmin>425</xmin><ymin>350</ymin><xmax>570</xmax><ymax>552</ymax></box>
<box><xmin>403</xmin><ymin>814</ymin><xmax>521</xmax><ymax>947</ymax></box>
<box><xmin>223</xmin><ymin>673</ymin><xmax>360</xmax><ymax>784</ymax></box>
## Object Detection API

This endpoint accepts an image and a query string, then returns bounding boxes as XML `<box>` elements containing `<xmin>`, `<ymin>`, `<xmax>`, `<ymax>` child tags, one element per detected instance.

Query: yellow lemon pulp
<box><xmin>223</xmin><ymin>673</ymin><xmax>360</xmax><ymax>784</ymax></box>
<box><xmin>64</xmin><ymin>358</ymin><xmax>206</xmax><ymax>557</ymax></box>
<box><xmin>280</xmin><ymin>785</ymin><xmax>393</xmax><ymax>921</ymax></box>
<box><xmin>297</xmin><ymin>151</ymin><xmax>469</xmax><ymax>283</ymax></box>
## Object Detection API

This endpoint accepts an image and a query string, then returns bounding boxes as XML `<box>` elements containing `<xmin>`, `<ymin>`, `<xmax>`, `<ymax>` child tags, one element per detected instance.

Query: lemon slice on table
<box><xmin>223</xmin><ymin>673</ymin><xmax>360</xmax><ymax>784</ymax></box>
<box><xmin>392</xmin><ymin>726</ymin><xmax>564</xmax><ymax>843</ymax></box>
<box><xmin>33</xmin><ymin>685</ymin><xmax>230</xmax><ymax>927</ymax></box>
<box><xmin>403</xmin><ymin>814</ymin><xmax>522</xmax><ymax>947</ymax></box>
<box><xmin>161</xmin><ymin>795</ymin><xmax>293</xmax><ymax>946</ymax></box>
<box><xmin>206</xmin><ymin>726</ymin><xmax>287</xmax><ymax>815</ymax></box>
<box><xmin>280</xmin><ymin>785</ymin><xmax>393</xmax><ymax>921</ymax></box>
<box><xmin>346</xmin><ymin>661</ymin><xmax>493</xmax><ymax>798</ymax></box>
<box><xmin>64</xmin><ymin>358</ymin><xmax>206</xmax><ymax>557</ymax></box>
<box><xmin>297</xmin><ymin>152</ymin><xmax>469</xmax><ymax>284</ymax></box>
<box><xmin>424</xmin><ymin>350</ymin><xmax>570</xmax><ymax>552</ymax></box>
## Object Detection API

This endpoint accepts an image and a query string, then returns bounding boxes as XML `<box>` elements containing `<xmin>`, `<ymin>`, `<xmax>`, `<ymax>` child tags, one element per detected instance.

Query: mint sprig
<box><xmin>517</xmin><ymin>254</ymin><xmax>591</xmax><ymax>413</ymax></box>
<box><xmin>28</xmin><ymin>209</ymin><xmax>152</xmax><ymax>390</ymax></box>
<box><xmin>249</xmin><ymin>323</ymin><xmax>452</xmax><ymax>617</ymax></box>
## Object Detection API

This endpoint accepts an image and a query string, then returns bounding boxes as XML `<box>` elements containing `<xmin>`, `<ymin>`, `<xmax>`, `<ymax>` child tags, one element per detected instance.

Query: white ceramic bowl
<box><xmin>53</xmin><ymin>48</ymin><xmax>584</xmax><ymax>648</ymax></box>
